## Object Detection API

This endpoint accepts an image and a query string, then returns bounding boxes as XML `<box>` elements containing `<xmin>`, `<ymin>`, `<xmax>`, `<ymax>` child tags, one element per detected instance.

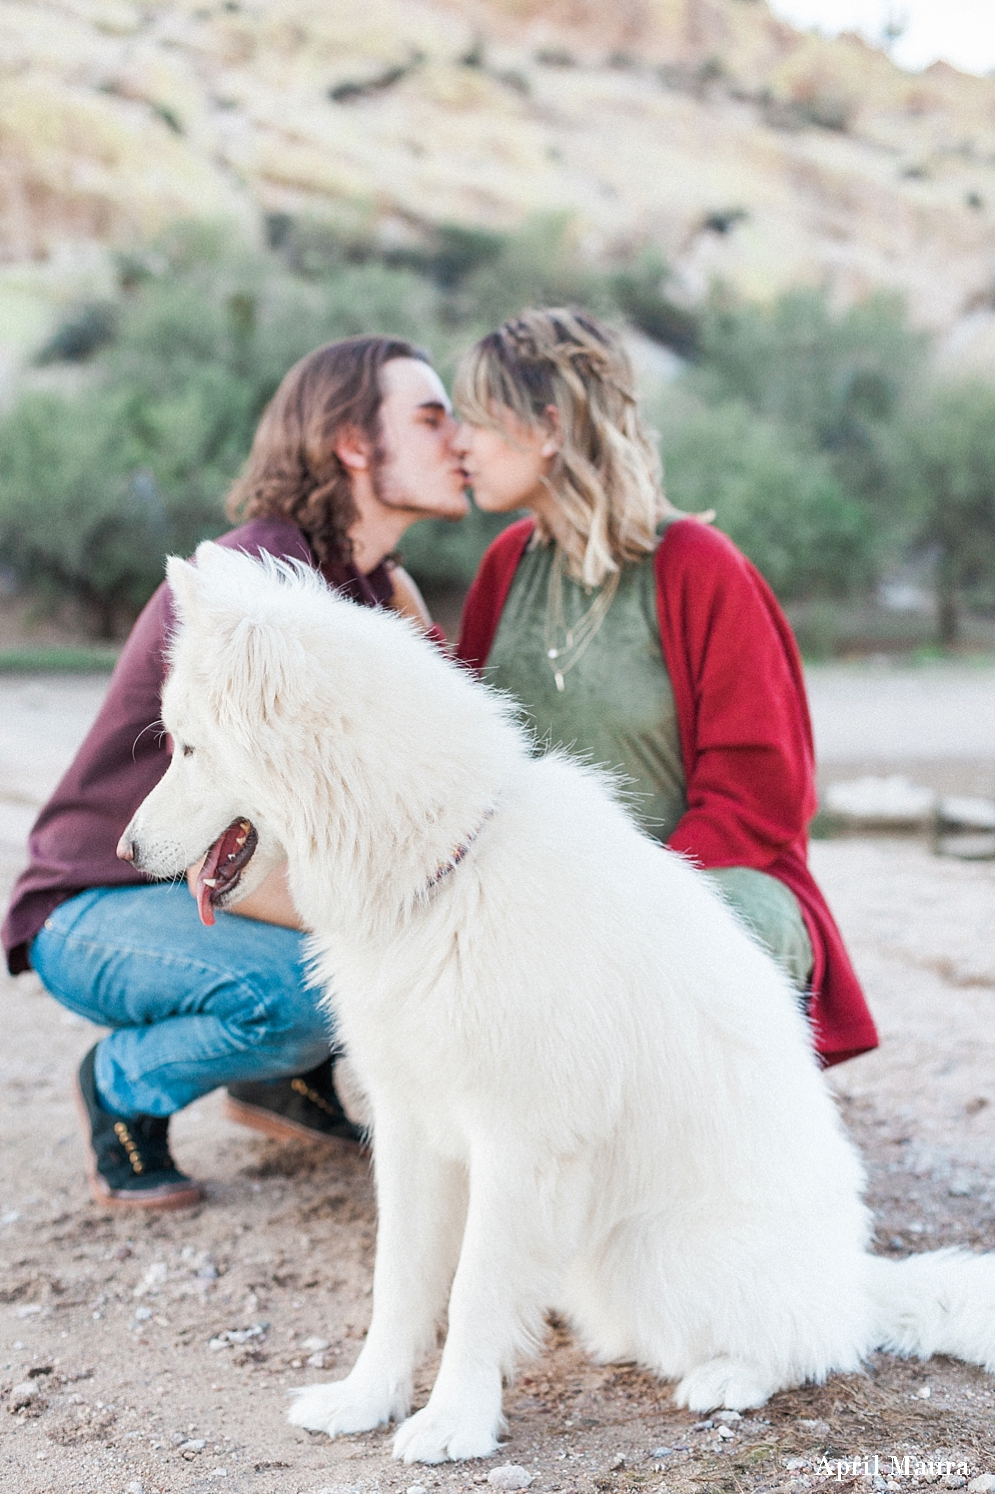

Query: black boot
<box><xmin>74</xmin><ymin>1046</ymin><xmax>203</xmax><ymax>1210</ymax></box>
<box><xmin>224</xmin><ymin>1057</ymin><xmax>363</xmax><ymax>1145</ymax></box>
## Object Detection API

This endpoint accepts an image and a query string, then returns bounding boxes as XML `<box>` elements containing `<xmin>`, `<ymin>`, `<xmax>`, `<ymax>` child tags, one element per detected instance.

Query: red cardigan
<box><xmin>457</xmin><ymin>516</ymin><xmax>878</xmax><ymax>1067</ymax></box>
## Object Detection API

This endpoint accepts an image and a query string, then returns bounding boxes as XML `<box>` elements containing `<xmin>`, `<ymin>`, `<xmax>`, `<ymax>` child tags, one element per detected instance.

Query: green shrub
<box><xmin>658</xmin><ymin>398</ymin><xmax>872</xmax><ymax>598</ymax></box>
<box><xmin>881</xmin><ymin>380</ymin><xmax>995</xmax><ymax>643</ymax></box>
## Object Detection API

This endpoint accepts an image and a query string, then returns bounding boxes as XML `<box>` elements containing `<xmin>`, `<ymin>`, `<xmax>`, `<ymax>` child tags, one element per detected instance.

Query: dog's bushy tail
<box><xmin>866</xmin><ymin>1249</ymin><xmax>995</xmax><ymax>1370</ymax></box>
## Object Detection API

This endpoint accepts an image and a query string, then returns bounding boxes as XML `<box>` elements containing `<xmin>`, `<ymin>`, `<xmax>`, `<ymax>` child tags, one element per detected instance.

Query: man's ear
<box><xmin>166</xmin><ymin>555</ymin><xmax>202</xmax><ymax>625</ymax></box>
<box><xmin>333</xmin><ymin>424</ymin><xmax>373</xmax><ymax>473</ymax></box>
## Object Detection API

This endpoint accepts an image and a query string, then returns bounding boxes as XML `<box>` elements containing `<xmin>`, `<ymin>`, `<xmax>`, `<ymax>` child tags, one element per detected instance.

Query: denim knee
<box><xmin>227</xmin><ymin>980</ymin><xmax>331</xmax><ymax>1075</ymax></box>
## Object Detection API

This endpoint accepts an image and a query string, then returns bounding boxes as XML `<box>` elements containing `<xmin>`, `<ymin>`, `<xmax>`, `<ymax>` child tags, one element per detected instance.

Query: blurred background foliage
<box><xmin>1</xmin><ymin>214</ymin><xmax>994</xmax><ymax>650</ymax></box>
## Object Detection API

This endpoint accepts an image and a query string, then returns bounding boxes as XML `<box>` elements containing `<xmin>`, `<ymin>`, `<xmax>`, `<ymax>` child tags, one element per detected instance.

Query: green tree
<box><xmin>883</xmin><ymin>380</ymin><xmax>995</xmax><ymax>645</ymax></box>
<box><xmin>658</xmin><ymin>398</ymin><xmax>872</xmax><ymax>598</ymax></box>
<box><xmin>692</xmin><ymin>286</ymin><xmax>928</xmax><ymax>507</ymax></box>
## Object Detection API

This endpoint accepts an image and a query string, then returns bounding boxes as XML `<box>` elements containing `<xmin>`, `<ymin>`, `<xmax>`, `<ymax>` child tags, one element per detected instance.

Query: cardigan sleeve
<box><xmin>455</xmin><ymin>519</ymin><xmax>535</xmax><ymax>671</ymax></box>
<box><xmin>657</xmin><ymin>521</ymin><xmax>818</xmax><ymax>872</ymax></box>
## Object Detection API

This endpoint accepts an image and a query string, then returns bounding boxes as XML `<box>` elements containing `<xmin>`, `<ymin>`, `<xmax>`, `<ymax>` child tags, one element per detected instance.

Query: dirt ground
<box><xmin>1</xmin><ymin>670</ymin><xmax>995</xmax><ymax>1494</ymax></box>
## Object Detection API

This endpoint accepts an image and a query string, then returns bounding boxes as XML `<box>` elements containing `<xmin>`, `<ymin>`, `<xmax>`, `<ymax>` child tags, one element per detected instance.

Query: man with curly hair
<box><xmin>3</xmin><ymin>337</ymin><xmax>467</xmax><ymax>1209</ymax></box>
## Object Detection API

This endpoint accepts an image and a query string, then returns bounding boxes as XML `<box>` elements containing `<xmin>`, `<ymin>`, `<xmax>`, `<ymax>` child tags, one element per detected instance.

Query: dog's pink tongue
<box><xmin>195</xmin><ymin>821</ymin><xmax>249</xmax><ymax>927</ymax></box>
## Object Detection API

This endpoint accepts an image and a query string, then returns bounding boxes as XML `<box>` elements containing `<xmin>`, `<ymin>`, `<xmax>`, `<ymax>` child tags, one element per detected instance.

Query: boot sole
<box><xmin>222</xmin><ymin>1094</ymin><xmax>345</xmax><ymax>1146</ymax></box>
<box><xmin>72</xmin><ymin>1076</ymin><xmax>204</xmax><ymax>1211</ymax></box>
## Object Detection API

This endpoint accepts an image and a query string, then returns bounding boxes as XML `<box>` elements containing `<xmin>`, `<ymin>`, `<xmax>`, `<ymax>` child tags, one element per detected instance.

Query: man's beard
<box><xmin>371</xmin><ymin>446</ymin><xmax>462</xmax><ymax>520</ymax></box>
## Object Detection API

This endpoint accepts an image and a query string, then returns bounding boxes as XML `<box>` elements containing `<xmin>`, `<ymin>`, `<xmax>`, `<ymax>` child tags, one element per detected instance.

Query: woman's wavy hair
<box><xmin>454</xmin><ymin>307</ymin><xmax>672</xmax><ymax>586</ymax></box>
<box><xmin>226</xmin><ymin>335</ymin><xmax>428</xmax><ymax>564</ymax></box>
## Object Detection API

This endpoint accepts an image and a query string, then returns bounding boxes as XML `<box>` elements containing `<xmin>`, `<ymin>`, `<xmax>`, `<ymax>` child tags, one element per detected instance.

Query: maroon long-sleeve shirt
<box><xmin>3</xmin><ymin>518</ymin><xmax>393</xmax><ymax>974</ymax></box>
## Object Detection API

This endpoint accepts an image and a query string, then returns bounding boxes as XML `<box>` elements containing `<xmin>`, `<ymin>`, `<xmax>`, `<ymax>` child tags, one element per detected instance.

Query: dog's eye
<box><xmin>182</xmin><ymin>744</ymin><xmax>195</xmax><ymax>757</ymax></box>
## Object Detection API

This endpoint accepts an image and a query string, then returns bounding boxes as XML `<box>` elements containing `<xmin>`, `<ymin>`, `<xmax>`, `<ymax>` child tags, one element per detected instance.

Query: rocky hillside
<box><xmin>3</xmin><ymin>0</ymin><xmax>995</xmax><ymax>365</ymax></box>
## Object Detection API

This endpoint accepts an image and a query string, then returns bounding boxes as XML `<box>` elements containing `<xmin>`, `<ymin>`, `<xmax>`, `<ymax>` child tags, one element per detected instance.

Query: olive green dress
<box><xmin>486</xmin><ymin>539</ymin><xmax>814</xmax><ymax>993</ymax></box>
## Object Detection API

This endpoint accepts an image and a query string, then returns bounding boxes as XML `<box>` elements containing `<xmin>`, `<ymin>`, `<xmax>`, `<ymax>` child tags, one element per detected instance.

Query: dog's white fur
<box><xmin>124</xmin><ymin>542</ymin><xmax>995</xmax><ymax>1464</ymax></box>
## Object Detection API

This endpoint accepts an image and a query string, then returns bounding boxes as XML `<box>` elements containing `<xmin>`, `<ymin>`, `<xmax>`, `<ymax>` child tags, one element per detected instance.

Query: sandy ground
<box><xmin>1</xmin><ymin>668</ymin><xmax>995</xmax><ymax>1493</ymax></box>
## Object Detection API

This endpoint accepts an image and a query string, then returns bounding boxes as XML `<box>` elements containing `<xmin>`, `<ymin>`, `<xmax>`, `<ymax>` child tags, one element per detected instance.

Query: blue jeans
<box><xmin>31</xmin><ymin>884</ymin><xmax>332</xmax><ymax>1119</ymax></box>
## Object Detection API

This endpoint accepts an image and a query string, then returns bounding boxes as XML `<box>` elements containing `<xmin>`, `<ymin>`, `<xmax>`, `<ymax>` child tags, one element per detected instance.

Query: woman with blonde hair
<box><xmin>454</xmin><ymin>307</ymin><xmax>876</xmax><ymax>1066</ymax></box>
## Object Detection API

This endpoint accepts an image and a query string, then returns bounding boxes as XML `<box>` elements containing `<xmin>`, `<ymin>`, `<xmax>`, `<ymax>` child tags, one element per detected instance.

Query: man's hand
<box><xmin>185</xmin><ymin>858</ymin><xmax>304</xmax><ymax>930</ymax></box>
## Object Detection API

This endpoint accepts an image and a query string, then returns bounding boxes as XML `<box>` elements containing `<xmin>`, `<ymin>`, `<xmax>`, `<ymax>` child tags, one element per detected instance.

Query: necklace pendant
<box><xmin>547</xmin><ymin>647</ymin><xmax>559</xmax><ymax>660</ymax></box>
<box><xmin>554</xmin><ymin>671</ymin><xmax>565</xmax><ymax>693</ymax></box>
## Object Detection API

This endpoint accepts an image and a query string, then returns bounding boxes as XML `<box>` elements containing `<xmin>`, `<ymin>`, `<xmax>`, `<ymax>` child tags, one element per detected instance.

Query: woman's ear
<box><xmin>333</xmin><ymin>424</ymin><xmax>372</xmax><ymax>473</ymax></box>
<box><xmin>540</xmin><ymin>404</ymin><xmax>563</xmax><ymax>459</ymax></box>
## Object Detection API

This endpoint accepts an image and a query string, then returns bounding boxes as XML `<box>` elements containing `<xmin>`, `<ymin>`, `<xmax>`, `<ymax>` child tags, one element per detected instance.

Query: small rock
<box><xmin>207</xmin><ymin>1471</ymin><xmax>228</xmax><ymax>1481</ymax></box>
<box><xmin>408</xmin><ymin>1484</ymin><xmax>429</xmax><ymax>1494</ymax></box>
<box><xmin>650</xmin><ymin>1447</ymin><xmax>673</xmax><ymax>1457</ymax></box>
<box><xmin>302</xmin><ymin>1336</ymin><xmax>330</xmax><ymax>1353</ymax></box>
<box><xmin>134</xmin><ymin>1307</ymin><xmax>152</xmax><ymax>1322</ymax></box>
<box><xmin>968</xmin><ymin>1476</ymin><xmax>995</xmax><ymax>1493</ymax></box>
<box><xmin>9</xmin><ymin>1381</ymin><xmax>39</xmax><ymax>1410</ymax></box>
<box><xmin>917</xmin><ymin>1385</ymin><xmax>932</xmax><ymax>1399</ymax></box>
<box><xmin>126</xmin><ymin>1482</ymin><xmax>146</xmax><ymax>1494</ymax></box>
<box><xmin>713</xmin><ymin>1410</ymin><xmax>742</xmax><ymax>1423</ymax></box>
<box><xmin>488</xmin><ymin>1465</ymin><xmax>533</xmax><ymax>1490</ymax></box>
<box><xmin>823</xmin><ymin>775</ymin><xmax>935</xmax><ymax>825</ymax></box>
<box><xmin>784</xmin><ymin>1458</ymin><xmax>808</xmax><ymax>1471</ymax></box>
<box><xmin>717</xmin><ymin>1425</ymin><xmax>735</xmax><ymax>1439</ymax></box>
<box><xmin>179</xmin><ymin>1438</ymin><xmax>206</xmax><ymax>1452</ymax></box>
<box><xmin>692</xmin><ymin>1420</ymin><xmax>713</xmax><ymax>1431</ymax></box>
<box><xmin>133</xmin><ymin>1262</ymin><xmax>168</xmax><ymax>1296</ymax></box>
<box><xmin>943</xmin><ymin>1479</ymin><xmax>966</xmax><ymax>1491</ymax></box>
<box><xmin>16</xmin><ymin>1304</ymin><xmax>42</xmax><ymax>1318</ymax></box>
<box><xmin>306</xmin><ymin>1352</ymin><xmax>326</xmax><ymax>1368</ymax></box>
<box><xmin>608</xmin><ymin>1453</ymin><xmax>625</xmax><ymax>1469</ymax></box>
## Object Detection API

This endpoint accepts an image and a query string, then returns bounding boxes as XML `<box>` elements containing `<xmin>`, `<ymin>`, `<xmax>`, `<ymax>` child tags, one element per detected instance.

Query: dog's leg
<box><xmin>392</xmin><ymin>1148</ymin><xmax>558</xmax><ymax>1464</ymax></box>
<box><xmin>288</xmin><ymin>1115</ymin><xmax>464</xmax><ymax>1437</ymax></box>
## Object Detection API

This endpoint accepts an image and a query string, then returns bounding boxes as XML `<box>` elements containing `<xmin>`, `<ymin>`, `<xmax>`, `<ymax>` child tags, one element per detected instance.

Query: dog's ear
<box><xmin>166</xmin><ymin>555</ymin><xmax>202</xmax><ymax>625</ymax></box>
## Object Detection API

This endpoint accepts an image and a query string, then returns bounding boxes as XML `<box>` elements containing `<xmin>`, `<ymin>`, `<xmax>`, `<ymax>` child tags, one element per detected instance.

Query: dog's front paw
<box><xmin>288</xmin><ymin>1376</ymin><xmax>407</xmax><ymax>1437</ymax></box>
<box><xmin>392</xmin><ymin>1402</ymin><xmax>501</xmax><ymax>1464</ymax></box>
<box><xmin>674</xmin><ymin>1357</ymin><xmax>773</xmax><ymax>1413</ymax></box>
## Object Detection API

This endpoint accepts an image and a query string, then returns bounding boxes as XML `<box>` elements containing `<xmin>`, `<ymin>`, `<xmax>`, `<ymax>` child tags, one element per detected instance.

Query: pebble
<box><xmin>302</xmin><ymin>1336</ymin><xmax>330</xmax><ymax>1353</ymax></box>
<box><xmin>917</xmin><ymin>1385</ymin><xmax>932</xmax><ymax>1399</ymax></box>
<box><xmin>608</xmin><ymin>1454</ymin><xmax>625</xmax><ymax>1470</ymax></box>
<box><xmin>717</xmin><ymin>1425</ymin><xmax>736</xmax><ymax>1439</ymax></box>
<box><xmin>713</xmin><ymin>1410</ymin><xmax>742</xmax><ymax>1423</ymax></box>
<box><xmin>650</xmin><ymin>1447</ymin><xmax>673</xmax><ymax>1458</ymax></box>
<box><xmin>968</xmin><ymin>1477</ymin><xmax>995</xmax><ymax>1493</ymax></box>
<box><xmin>179</xmin><ymin>1438</ymin><xmax>206</xmax><ymax>1452</ymax></box>
<box><xmin>134</xmin><ymin>1307</ymin><xmax>152</xmax><ymax>1322</ymax></box>
<box><xmin>488</xmin><ymin>1465</ymin><xmax>533</xmax><ymax>1490</ymax></box>
<box><xmin>407</xmin><ymin>1484</ymin><xmax>429</xmax><ymax>1494</ymax></box>
<box><xmin>125</xmin><ymin>1483</ymin><xmax>145</xmax><ymax>1494</ymax></box>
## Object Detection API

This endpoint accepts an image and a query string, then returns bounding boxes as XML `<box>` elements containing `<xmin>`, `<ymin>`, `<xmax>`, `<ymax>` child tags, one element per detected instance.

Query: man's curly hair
<box><xmin>226</xmin><ymin>335</ymin><xmax>428</xmax><ymax>565</ymax></box>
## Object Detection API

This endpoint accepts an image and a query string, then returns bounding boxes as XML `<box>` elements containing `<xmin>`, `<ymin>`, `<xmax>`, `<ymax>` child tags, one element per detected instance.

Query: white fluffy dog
<box><xmin>122</xmin><ymin>542</ymin><xmax>995</xmax><ymax>1465</ymax></box>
